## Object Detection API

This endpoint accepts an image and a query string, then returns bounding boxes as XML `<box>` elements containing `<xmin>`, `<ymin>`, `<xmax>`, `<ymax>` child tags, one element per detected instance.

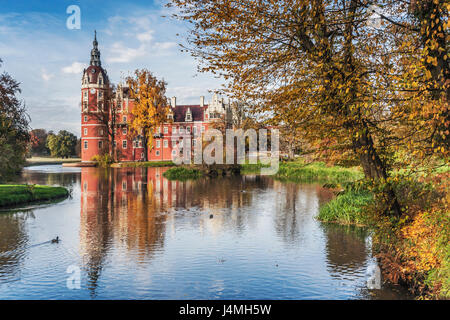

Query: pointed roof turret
<box><xmin>90</xmin><ymin>30</ymin><xmax>101</xmax><ymax>67</ymax></box>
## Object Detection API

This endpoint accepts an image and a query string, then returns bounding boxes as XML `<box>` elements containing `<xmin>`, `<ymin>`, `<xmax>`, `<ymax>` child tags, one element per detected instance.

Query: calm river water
<box><xmin>0</xmin><ymin>165</ymin><xmax>410</xmax><ymax>299</ymax></box>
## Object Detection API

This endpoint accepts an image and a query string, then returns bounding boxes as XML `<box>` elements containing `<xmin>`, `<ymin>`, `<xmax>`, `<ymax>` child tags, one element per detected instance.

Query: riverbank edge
<box><xmin>110</xmin><ymin>160</ymin><xmax>175</xmax><ymax>168</ymax></box>
<box><xmin>0</xmin><ymin>184</ymin><xmax>69</xmax><ymax>207</ymax></box>
<box><xmin>25</xmin><ymin>157</ymin><xmax>81</xmax><ymax>167</ymax></box>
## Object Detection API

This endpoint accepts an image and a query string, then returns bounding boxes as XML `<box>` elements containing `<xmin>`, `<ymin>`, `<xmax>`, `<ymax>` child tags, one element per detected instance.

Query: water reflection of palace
<box><xmin>79</xmin><ymin>169</ymin><xmax>338</xmax><ymax>263</ymax></box>
<box><xmin>78</xmin><ymin>167</ymin><xmax>373</xmax><ymax>298</ymax></box>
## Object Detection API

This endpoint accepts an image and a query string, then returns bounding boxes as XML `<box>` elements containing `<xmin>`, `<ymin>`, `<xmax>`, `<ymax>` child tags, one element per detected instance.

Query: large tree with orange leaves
<box><xmin>126</xmin><ymin>69</ymin><xmax>170</xmax><ymax>161</ymax></box>
<box><xmin>170</xmin><ymin>0</ymin><xmax>448</xmax><ymax>217</ymax></box>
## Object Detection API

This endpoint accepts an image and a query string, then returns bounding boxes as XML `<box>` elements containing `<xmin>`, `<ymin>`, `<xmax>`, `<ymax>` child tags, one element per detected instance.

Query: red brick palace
<box><xmin>81</xmin><ymin>32</ymin><xmax>234</xmax><ymax>162</ymax></box>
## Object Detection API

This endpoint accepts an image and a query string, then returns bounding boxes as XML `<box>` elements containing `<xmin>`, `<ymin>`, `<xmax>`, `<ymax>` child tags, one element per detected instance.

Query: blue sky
<box><xmin>0</xmin><ymin>0</ymin><xmax>223</xmax><ymax>136</ymax></box>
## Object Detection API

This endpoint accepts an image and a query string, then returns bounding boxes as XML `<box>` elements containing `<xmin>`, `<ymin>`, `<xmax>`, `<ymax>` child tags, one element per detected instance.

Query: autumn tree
<box><xmin>170</xmin><ymin>0</ymin><xmax>448</xmax><ymax>217</ymax></box>
<box><xmin>126</xmin><ymin>69</ymin><xmax>170</xmax><ymax>161</ymax></box>
<box><xmin>30</xmin><ymin>128</ymin><xmax>49</xmax><ymax>155</ymax></box>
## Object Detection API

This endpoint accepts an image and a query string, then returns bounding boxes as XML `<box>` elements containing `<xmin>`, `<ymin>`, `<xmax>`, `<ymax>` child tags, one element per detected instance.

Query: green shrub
<box><xmin>163</xmin><ymin>167</ymin><xmax>202</xmax><ymax>180</ymax></box>
<box><xmin>91</xmin><ymin>154</ymin><xmax>113</xmax><ymax>167</ymax></box>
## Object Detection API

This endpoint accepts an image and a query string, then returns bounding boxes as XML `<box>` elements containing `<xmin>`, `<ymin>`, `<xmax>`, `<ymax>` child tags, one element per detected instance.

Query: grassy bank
<box><xmin>0</xmin><ymin>184</ymin><xmax>69</xmax><ymax>207</ymax></box>
<box><xmin>242</xmin><ymin>160</ymin><xmax>363</xmax><ymax>183</ymax></box>
<box><xmin>318</xmin><ymin>189</ymin><xmax>373</xmax><ymax>226</ymax></box>
<box><xmin>163</xmin><ymin>167</ymin><xmax>202</xmax><ymax>181</ymax></box>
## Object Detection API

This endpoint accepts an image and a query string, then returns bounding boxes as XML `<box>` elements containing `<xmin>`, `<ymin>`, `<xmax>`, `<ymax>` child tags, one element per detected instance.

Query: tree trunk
<box><xmin>353</xmin><ymin>123</ymin><xmax>402</xmax><ymax>217</ymax></box>
<box><xmin>142</xmin><ymin>133</ymin><xmax>148</xmax><ymax>162</ymax></box>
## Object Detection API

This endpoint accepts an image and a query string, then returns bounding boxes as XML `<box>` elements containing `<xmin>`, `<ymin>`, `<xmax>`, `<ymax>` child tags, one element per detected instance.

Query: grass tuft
<box><xmin>163</xmin><ymin>167</ymin><xmax>202</xmax><ymax>180</ymax></box>
<box><xmin>317</xmin><ymin>190</ymin><xmax>373</xmax><ymax>225</ymax></box>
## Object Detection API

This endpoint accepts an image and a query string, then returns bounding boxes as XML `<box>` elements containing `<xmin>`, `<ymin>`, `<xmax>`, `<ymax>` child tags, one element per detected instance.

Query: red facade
<box><xmin>81</xmin><ymin>32</ymin><xmax>227</xmax><ymax>163</ymax></box>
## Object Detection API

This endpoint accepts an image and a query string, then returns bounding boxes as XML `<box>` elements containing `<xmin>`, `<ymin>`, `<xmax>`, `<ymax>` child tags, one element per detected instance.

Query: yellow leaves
<box><xmin>126</xmin><ymin>69</ymin><xmax>169</xmax><ymax>147</ymax></box>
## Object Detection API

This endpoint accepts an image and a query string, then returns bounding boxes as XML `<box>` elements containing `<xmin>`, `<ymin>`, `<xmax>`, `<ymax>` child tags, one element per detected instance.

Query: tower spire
<box><xmin>90</xmin><ymin>30</ymin><xmax>101</xmax><ymax>67</ymax></box>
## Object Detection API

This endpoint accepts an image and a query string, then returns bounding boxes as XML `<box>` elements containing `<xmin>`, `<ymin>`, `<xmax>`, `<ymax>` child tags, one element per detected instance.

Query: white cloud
<box><xmin>136</xmin><ymin>30</ymin><xmax>154</xmax><ymax>43</ymax></box>
<box><xmin>107</xmin><ymin>42</ymin><xmax>147</xmax><ymax>63</ymax></box>
<box><xmin>154</xmin><ymin>41</ymin><xmax>177</xmax><ymax>50</ymax></box>
<box><xmin>41</xmin><ymin>68</ymin><xmax>54</xmax><ymax>81</ymax></box>
<box><xmin>62</xmin><ymin>62</ymin><xmax>86</xmax><ymax>74</ymax></box>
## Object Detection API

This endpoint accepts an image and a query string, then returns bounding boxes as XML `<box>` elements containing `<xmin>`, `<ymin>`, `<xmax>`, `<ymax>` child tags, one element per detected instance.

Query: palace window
<box><xmin>122</xmin><ymin>128</ymin><xmax>127</xmax><ymax>135</ymax></box>
<box><xmin>173</xmin><ymin>126</ymin><xmax>177</xmax><ymax>134</ymax></box>
<box><xmin>123</xmin><ymin>116</ymin><xmax>127</xmax><ymax>122</ymax></box>
<box><xmin>122</xmin><ymin>140</ymin><xmax>127</xmax><ymax>149</ymax></box>
<box><xmin>84</xmin><ymin>115</ymin><xmax>88</xmax><ymax>122</ymax></box>
<box><xmin>186</xmin><ymin>126</ymin><xmax>191</xmax><ymax>133</ymax></box>
<box><xmin>141</xmin><ymin>152</ymin><xmax>144</xmax><ymax>159</ymax></box>
<box><xmin>84</xmin><ymin>128</ymin><xmax>87</xmax><ymax>135</ymax></box>
<box><xmin>193</xmin><ymin>139</ymin><xmax>197</xmax><ymax>147</ymax></box>
<box><xmin>163</xmin><ymin>140</ymin><xmax>168</xmax><ymax>148</ymax></box>
<box><xmin>98</xmin><ymin>141</ymin><xmax>103</xmax><ymax>149</ymax></box>
<box><xmin>201</xmin><ymin>126</ymin><xmax>205</xmax><ymax>132</ymax></box>
<box><xmin>164</xmin><ymin>126</ymin><xmax>168</xmax><ymax>134</ymax></box>
<box><xmin>179</xmin><ymin>126</ymin><xmax>184</xmax><ymax>133</ymax></box>
<box><xmin>83</xmin><ymin>102</ymin><xmax>88</xmax><ymax>112</ymax></box>
<box><xmin>84</xmin><ymin>141</ymin><xmax>88</xmax><ymax>149</ymax></box>
<box><xmin>156</xmin><ymin>140</ymin><xmax>160</xmax><ymax>148</ymax></box>
<box><xmin>156</xmin><ymin>150</ymin><xmax>160</xmax><ymax>156</ymax></box>
<box><xmin>193</xmin><ymin>126</ymin><xmax>197</xmax><ymax>135</ymax></box>
<box><xmin>113</xmin><ymin>141</ymin><xmax>117</xmax><ymax>148</ymax></box>
<box><xmin>100</xmin><ymin>129</ymin><xmax>103</xmax><ymax>135</ymax></box>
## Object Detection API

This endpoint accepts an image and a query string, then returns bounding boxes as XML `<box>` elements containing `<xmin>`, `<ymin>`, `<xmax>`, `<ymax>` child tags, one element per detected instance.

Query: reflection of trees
<box><xmin>168</xmin><ymin>175</ymin><xmax>270</xmax><ymax>235</ymax></box>
<box><xmin>272</xmin><ymin>181</ymin><xmax>322</xmax><ymax>244</ymax></box>
<box><xmin>20</xmin><ymin>170</ymin><xmax>79</xmax><ymax>188</ymax></box>
<box><xmin>79</xmin><ymin>168</ymin><xmax>273</xmax><ymax>285</ymax></box>
<box><xmin>321</xmin><ymin>224</ymin><xmax>368</xmax><ymax>278</ymax></box>
<box><xmin>0</xmin><ymin>212</ymin><xmax>31</xmax><ymax>282</ymax></box>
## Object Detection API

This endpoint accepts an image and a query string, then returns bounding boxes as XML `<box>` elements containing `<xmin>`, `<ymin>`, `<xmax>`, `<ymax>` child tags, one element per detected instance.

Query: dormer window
<box><xmin>185</xmin><ymin>108</ymin><xmax>192</xmax><ymax>122</ymax></box>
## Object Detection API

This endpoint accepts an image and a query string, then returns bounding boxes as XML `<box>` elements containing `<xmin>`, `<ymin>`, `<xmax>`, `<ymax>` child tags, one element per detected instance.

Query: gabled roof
<box><xmin>172</xmin><ymin>105</ymin><xmax>208</xmax><ymax>122</ymax></box>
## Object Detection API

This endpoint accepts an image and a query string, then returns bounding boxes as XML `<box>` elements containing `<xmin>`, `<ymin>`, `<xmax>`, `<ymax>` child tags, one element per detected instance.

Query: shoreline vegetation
<box><xmin>163</xmin><ymin>167</ymin><xmax>202</xmax><ymax>180</ymax></box>
<box><xmin>0</xmin><ymin>184</ymin><xmax>69</xmax><ymax>207</ymax></box>
<box><xmin>243</xmin><ymin>159</ymin><xmax>449</xmax><ymax>299</ymax></box>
